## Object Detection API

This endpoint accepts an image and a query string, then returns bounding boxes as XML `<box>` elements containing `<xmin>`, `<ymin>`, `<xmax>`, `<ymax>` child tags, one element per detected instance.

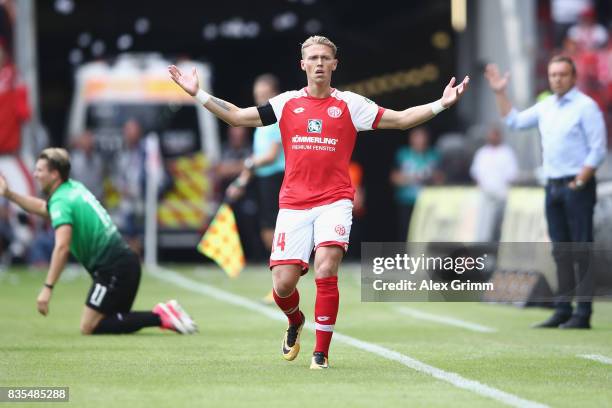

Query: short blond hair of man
<box><xmin>39</xmin><ymin>147</ymin><xmax>71</xmax><ymax>181</ymax></box>
<box><xmin>301</xmin><ymin>35</ymin><xmax>337</xmax><ymax>57</ymax></box>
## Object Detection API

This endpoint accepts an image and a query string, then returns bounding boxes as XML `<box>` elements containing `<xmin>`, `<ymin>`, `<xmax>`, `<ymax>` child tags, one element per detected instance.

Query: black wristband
<box><xmin>44</xmin><ymin>283</ymin><xmax>54</xmax><ymax>289</ymax></box>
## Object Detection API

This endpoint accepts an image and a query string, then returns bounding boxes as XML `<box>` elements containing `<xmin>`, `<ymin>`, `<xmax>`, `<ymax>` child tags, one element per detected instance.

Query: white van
<box><xmin>67</xmin><ymin>53</ymin><xmax>220</xmax><ymax>250</ymax></box>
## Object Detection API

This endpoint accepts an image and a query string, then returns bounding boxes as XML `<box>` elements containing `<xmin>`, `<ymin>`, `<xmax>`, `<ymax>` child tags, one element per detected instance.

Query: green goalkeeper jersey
<box><xmin>47</xmin><ymin>179</ymin><xmax>131</xmax><ymax>273</ymax></box>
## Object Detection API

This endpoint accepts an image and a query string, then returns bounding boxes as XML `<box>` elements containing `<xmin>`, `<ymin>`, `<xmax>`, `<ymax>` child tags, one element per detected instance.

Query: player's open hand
<box><xmin>37</xmin><ymin>287</ymin><xmax>52</xmax><ymax>316</ymax></box>
<box><xmin>168</xmin><ymin>65</ymin><xmax>200</xmax><ymax>97</ymax></box>
<box><xmin>440</xmin><ymin>75</ymin><xmax>470</xmax><ymax>108</ymax></box>
<box><xmin>484</xmin><ymin>64</ymin><xmax>510</xmax><ymax>93</ymax></box>
<box><xmin>0</xmin><ymin>174</ymin><xmax>9</xmax><ymax>197</ymax></box>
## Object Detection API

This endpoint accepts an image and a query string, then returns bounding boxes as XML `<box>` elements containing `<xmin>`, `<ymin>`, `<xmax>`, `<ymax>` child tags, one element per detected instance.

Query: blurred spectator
<box><xmin>0</xmin><ymin>34</ymin><xmax>33</xmax><ymax>266</ymax></box>
<box><xmin>0</xmin><ymin>0</ymin><xmax>15</xmax><ymax>53</ymax></box>
<box><xmin>226</xmin><ymin>74</ymin><xmax>284</xmax><ymax>255</ymax></box>
<box><xmin>27</xmin><ymin>222</ymin><xmax>54</xmax><ymax>268</ymax></box>
<box><xmin>435</xmin><ymin>132</ymin><xmax>472</xmax><ymax>184</ymax></box>
<box><xmin>561</xmin><ymin>22</ymin><xmax>609</xmax><ymax>124</ymax></box>
<box><xmin>0</xmin><ymin>197</ymin><xmax>12</xmax><ymax>268</ymax></box>
<box><xmin>603</xmin><ymin>42</ymin><xmax>612</xmax><ymax>134</ymax></box>
<box><xmin>551</xmin><ymin>0</ymin><xmax>592</xmax><ymax>47</ymax></box>
<box><xmin>225</xmin><ymin>74</ymin><xmax>285</xmax><ymax>302</ymax></box>
<box><xmin>470</xmin><ymin>126</ymin><xmax>518</xmax><ymax>242</ymax></box>
<box><xmin>567</xmin><ymin>7</ymin><xmax>609</xmax><ymax>51</ymax></box>
<box><xmin>0</xmin><ymin>37</ymin><xmax>29</xmax><ymax>155</ymax></box>
<box><xmin>114</xmin><ymin>119</ymin><xmax>146</xmax><ymax>254</ymax></box>
<box><xmin>350</xmin><ymin>161</ymin><xmax>366</xmax><ymax>220</ymax></box>
<box><xmin>216</xmin><ymin>126</ymin><xmax>252</xmax><ymax>182</ymax></box>
<box><xmin>8</xmin><ymin>211</ymin><xmax>32</xmax><ymax>264</ymax></box>
<box><xmin>346</xmin><ymin>160</ymin><xmax>365</xmax><ymax>259</ymax></box>
<box><xmin>216</xmin><ymin>126</ymin><xmax>264</xmax><ymax>260</ymax></box>
<box><xmin>70</xmin><ymin>130</ymin><xmax>104</xmax><ymax>201</ymax></box>
<box><xmin>0</xmin><ymin>37</ymin><xmax>31</xmax><ymax>189</ymax></box>
<box><xmin>390</xmin><ymin>127</ymin><xmax>442</xmax><ymax>241</ymax></box>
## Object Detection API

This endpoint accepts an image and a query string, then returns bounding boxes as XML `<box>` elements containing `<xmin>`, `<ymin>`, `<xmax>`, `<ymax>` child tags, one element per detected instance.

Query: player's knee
<box><xmin>315</xmin><ymin>267</ymin><xmax>336</xmax><ymax>279</ymax></box>
<box><xmin>314</xmin><ymin>259</ymin><xmax>339</xmax><ymax>279</ymax></box>
<box><xmin>272</xmin><ymin>269</ymin><xmax>297</xmax><ymax>296</ymax></box>
<box><xmin>273</xmin><ymin>277</ymin><xmax>295</xmax><ymax>297</ymax></box>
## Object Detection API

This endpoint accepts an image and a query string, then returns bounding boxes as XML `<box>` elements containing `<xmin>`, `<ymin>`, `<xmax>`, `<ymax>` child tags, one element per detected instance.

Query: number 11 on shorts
<box><xmin>275</xmin><ymin>233</ymin><xmax>286</xmax><ymax>251</ymax></box>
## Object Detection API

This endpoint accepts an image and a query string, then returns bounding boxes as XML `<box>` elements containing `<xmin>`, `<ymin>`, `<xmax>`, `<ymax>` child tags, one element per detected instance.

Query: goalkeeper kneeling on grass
<box><xmin>0</xmin><ymin>148</ymin><xmax>197</xmax><ymax>335</ymax></box>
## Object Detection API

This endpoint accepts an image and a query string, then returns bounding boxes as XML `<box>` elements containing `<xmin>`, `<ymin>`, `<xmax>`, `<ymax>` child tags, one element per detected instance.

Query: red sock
<box><xmin>314</xmin><ymin>276</ymin><xmax>339</xmax><ymax>357</ymax></box>
<box><xmin>273</xmin><ymin>288</ymin><xmax>303</xmax><ymax>326</ymax></box>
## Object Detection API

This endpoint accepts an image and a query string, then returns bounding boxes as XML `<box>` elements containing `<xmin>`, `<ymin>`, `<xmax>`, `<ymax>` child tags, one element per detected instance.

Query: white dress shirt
<box><xmin>470</xmin><ymin>144</ymin><xmax>518</xmax><ymax>199</ymax></box>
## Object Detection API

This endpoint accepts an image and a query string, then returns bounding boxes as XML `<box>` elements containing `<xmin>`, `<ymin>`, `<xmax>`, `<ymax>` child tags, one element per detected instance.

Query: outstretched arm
<box><xmin>484</xmin><ymin>64</ymin><xmax>513</xmax><ymax>117</ymax></box>
<box><xmin>378</xmin><ymin>75</ymin><xmax>470</xmax><ymax>130</ymax></box>
<box><xmin>0</xmin><ymin>174</ymin><xmax>48</xmax><ymax>218</ymax></box>
<box><xmin>168</xmin><ymin>65</ymin><xmax>263</xmax><ymax>127</ymax></box>
<box><xmin>485</xmin><ymin>64</ymin><xmax>540</xmax><ymax>130</ymax></box>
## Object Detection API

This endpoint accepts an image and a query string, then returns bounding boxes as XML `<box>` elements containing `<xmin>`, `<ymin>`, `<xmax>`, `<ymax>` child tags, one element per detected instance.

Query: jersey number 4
<box><xmin>275</xmin><ymin>233</ymin><xmax>286</xmax><ymax>252</ymax></box>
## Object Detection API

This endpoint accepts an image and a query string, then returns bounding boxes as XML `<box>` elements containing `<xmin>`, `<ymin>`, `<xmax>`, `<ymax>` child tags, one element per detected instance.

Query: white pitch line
<box><xmin>578</xmin><ymin>354</ymin><xmax>612</xmax><ymax>365</ymax></box>
<box><xmin>396</xmin><ymin>307</ymin><xmax>497</xmax><ymax>333</ymax></box>
<box><xmin>149</xmin><ymin>266</ymin><xmax>547</xmax><ymax>408</ymax></box>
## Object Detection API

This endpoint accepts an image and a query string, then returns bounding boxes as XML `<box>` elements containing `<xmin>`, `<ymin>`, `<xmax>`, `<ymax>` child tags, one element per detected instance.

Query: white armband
<box><xmin>430</xmin><ymin>99</ymin><xmax>446</xmax><ymax>115</ymax></box>
<box><xmin>194</xmin><ymin>89</ymin><xmax>211</xmax><ymax>105</ymax></box>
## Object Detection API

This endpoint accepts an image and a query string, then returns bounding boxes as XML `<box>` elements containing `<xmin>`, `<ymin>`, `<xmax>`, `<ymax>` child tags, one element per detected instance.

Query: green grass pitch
<box><xmin>1</xmin><ymin>264</ymin><xmax>611</xmax><ymax>407</ymax></box>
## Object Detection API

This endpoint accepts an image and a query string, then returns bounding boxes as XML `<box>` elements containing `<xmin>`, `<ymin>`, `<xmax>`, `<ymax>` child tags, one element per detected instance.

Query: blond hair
<box><xmin>39</xmin><ymin>148</ymin><xmax>71</xmax><ymax>181</ymax></box>
<box><xmin>301</xmin><ymin>35</ymin><xmax>337</xmax><ymax>57</ymax></box>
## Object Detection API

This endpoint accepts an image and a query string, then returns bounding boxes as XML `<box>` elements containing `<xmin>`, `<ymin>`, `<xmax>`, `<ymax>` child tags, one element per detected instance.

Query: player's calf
<box><xmin>80</xmin><ymin>306</ymin><xmax>105</xmax><ymax>335</ymax></box>
<box><xmin>80</xmin><ymin>322</ymin><xmax>97</xmax><ymax>335</ymax></box>
<box><xmin>313</xmin><ymin>275</ymin><xmax>339</xmax><ymax>362</ymax></box>
<box><xmin>273</xmin><ymin>287</ymin><xmax>305</xmax><ymax>361</ymax></box>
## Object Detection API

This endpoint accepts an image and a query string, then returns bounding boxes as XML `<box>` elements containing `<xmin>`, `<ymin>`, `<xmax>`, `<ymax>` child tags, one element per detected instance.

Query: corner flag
<box><xmin>197</xmin><ymin>203</ymin><xmax>245</xmax><ymax>278</ymax></box>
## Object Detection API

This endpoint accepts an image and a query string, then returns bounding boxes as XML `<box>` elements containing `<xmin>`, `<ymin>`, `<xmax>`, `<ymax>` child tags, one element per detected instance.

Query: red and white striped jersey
<box><xmin>258</xmin><ymin>87</ymin><xmax>384</xmax><ymax>210</ymax></box>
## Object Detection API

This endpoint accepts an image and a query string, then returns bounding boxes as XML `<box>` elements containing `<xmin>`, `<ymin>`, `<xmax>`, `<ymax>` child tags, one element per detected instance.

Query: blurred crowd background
<box><xmin>1</xmin><ymin>0</ymin><xmax>611</xmax><ymax>270</ymax></box>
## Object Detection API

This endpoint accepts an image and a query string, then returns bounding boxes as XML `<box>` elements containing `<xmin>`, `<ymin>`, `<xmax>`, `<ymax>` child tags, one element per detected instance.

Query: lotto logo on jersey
<box><xmin>327</xmin><ymin>106</ymin><xmax>342</xmax><ymax>118</ymax></box>
<box><xmin>307</xmin><ymin>119</ymin><xmax>322</xmax><ymax>133</ymax></box>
